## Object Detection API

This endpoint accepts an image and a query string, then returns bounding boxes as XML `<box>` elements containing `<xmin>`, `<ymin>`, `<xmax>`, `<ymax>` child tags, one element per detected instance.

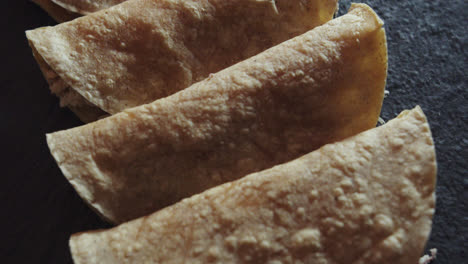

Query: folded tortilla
<box><xmin>27</xmin><ymin>0</ymin><xmax>339</xmax><ymax>122</ymax></box>
<box><xmin>32</xmin><ymin>0</ymin><xmax>123</xmax><ymax>22</ymax></box>
<box><xmin>32</xmin><ymin>0</ymin><xmax>126</xmax><ymax>20</ymax></box>
<box><xmin>70</xmin><ymin>106</ymin><xmax>437</xmax><ymax>264</ymax></box>
<box><xmin>52</xmin><ymin>0</ymin><xmax>126</xmax><ymax>14</ymax></box>
<box><xmin>32</xmin><ymin>0</ymin><xmax>80</xmax><ymax>22</ymax></box>
<box><xmin>47</xmin><ymin>3</ymin><xmax>388</xmax><ymax>224</ymax></box>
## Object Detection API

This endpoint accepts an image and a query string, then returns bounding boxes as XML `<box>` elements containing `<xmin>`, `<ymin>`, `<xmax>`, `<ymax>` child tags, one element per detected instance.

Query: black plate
<box><xmin>1</xmin><ymin>0</ymin><xmax>466</xmax><ymax>263</ymax></box>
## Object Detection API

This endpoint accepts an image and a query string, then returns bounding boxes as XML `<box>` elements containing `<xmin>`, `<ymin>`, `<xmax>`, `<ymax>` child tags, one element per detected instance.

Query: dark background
<box><xmin>1</xmin><ymin>0</ymin><xmax>466</xmax><ymax>263</ymax></box>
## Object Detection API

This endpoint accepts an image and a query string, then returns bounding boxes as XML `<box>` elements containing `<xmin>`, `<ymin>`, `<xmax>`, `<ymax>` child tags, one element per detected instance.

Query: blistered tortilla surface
<box><xmin>47</xmin><ymin>3</ymin><xmax>387</xmax><ymax>223</ymax></box>
<box><xmin>70</xmin><ymin>106</ymin><xmax>436</xmax><ymax>264</ymax></box>
<box><xmin>52</xmin><ymin>0</ymin><xmax>126</xmax><ymax>14</ymax></box>
<box><xmin>27</xmin><ymin>0</ymin><xmax>339</xmax><ymax>118</ymax></box>
<box><xmin>32</xmin><ymin>0</ymin><xmax>80</xmax><ymax>22</ymax></box>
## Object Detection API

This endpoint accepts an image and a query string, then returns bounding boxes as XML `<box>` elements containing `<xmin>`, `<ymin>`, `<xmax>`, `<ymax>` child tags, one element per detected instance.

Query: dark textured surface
<box><xmin>0</xmin><ymin>0</ymin><xmax>466</xmax><ymax>263</ymax></box>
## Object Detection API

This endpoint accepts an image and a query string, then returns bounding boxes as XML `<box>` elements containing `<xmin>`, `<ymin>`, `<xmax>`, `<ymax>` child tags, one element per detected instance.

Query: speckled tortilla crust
<box><xmin>28</xmin><ymin>38</ymin><xmax>108</xmax><ymax>122</ymax></box>
<box><xmin>27</xmin><ymin>0</ymin><xmax>339</xmax><ymax>120</ymax></box>
<box><xmin>69</xmin><ymin>106</ymin><xmax>437</xmax><ymax>264</ymax></box>
<box><xmin>32</xmin><ymin>0</ymin><xmax>80</xmax><ymax>22</ymax></box>
<box><xmin>46</xmin><ymin>3</ymin><xmax>388</xmax><ymax>224</ymax></box>
<box><xmin>32</xmin><ymin>0</ymin><xmax>124</xmax><ymax>22</ymax></box>
<box><xmin>52</xmin><ymin>0</ymin><xmax>126</xmax><ymax>14</ymax></box>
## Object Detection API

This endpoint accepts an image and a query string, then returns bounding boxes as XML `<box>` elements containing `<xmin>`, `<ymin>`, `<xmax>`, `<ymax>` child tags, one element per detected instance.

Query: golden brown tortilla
<box><xmin>29</xmin><ymin>38</ymin><xmax>108</xmax><ymax>122</ymax></box>
<box><xmin>52</xmin><ymin>0</ymin><xmax>126</xmax><ymax>14</ymax></box>
<box><xmin>27</xmin><ymin>0</ymin><xmax>339</xmax><ymax>122</ymax></box>
<box><xmin>70</xmin><ymin>106</ymin><xmax>436</xmax><ymax>264</ymax></box>
<box><xmin>46</xmin><ymin>3</ymin><xmax>388</xmax><ymax>224</ymax></box>
<box><xmin>33</xmin><ymin>0</ymin><xmax>125</xmax><ymax>20</ymax></box>
<box><xmin>32</xmin><ymin>0</ymin><xmax>80</xmax><ymax>22</ymax></box>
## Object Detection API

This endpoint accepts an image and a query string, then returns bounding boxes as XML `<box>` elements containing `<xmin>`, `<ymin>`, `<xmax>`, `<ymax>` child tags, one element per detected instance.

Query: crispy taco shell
<box><xmin>52</xmin><ymin>0</ymin><xmax>126</xmax><ymax>14</ymax></box>
<box><xmin>32</xmin><ymin>0</ymin><xmax>80</xmax><ymax>22</ymax></box>
<box><xmin>47</xmin><ymin>4</ymin><xmax>387</xmax><ymax>223</ymax></box>
<box><xmin>70</xmin><ymin>106</ymin><xmax>436</xmax><ymax>264</ymax></box>
<box><xmin>27</xmin><ymin>0</ymin><xmax>339</xmax><ymax>122</ymax></box>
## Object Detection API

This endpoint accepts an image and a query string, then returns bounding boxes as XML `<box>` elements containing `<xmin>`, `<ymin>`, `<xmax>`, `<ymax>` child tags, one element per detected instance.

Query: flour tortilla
<box><xmin>69</xmin><ymin>106</ymin><xmax>436</xmax><ymax>264</ymax></box>
<box><xmin>52</xmin><ymin>0</ymin><xmax>126</xmax><ymax>14</ymax></box>
<box><xmin>46</xmin><ymin>3</ymin><xmax>387</xmax><ymax>224</ymax></box>
<box><xmin>32</xmin><ymin>0</ymin><xmax>79</xmax><ymax>22</ymax></box>
<box><xmin>27</xmin><ymin>0</ymin><xmax>339</xmax><ymax>122</ymax></box>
